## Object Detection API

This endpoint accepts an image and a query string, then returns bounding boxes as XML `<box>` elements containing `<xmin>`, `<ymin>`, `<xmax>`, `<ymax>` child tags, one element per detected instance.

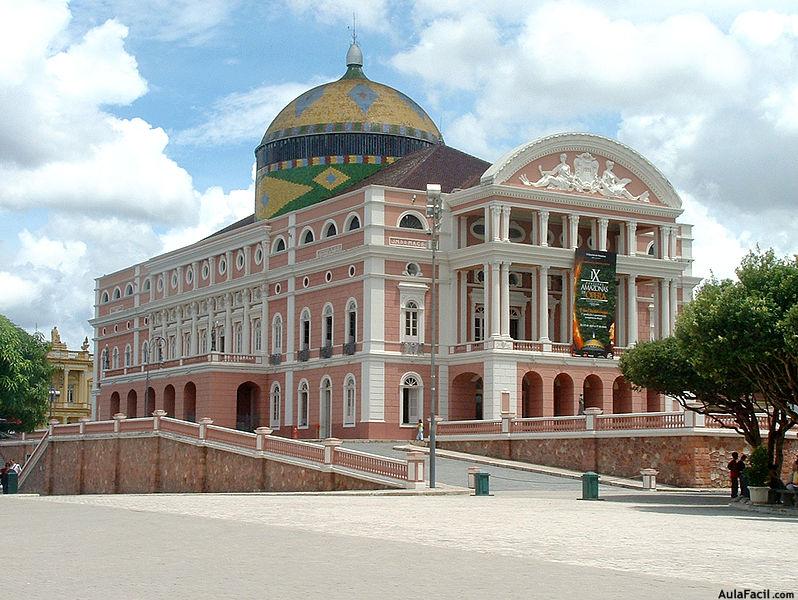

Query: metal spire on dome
<box><xmin>345</xmin><ymin>13</ymin><xmax>363</xmax><ymax>69</ymax></box>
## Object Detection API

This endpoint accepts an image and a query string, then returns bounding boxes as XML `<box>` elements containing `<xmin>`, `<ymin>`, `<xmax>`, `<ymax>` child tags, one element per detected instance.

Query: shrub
<box><xmin>744</xmin><ymin>446</ymin><xmax>769</xmax><ymax>487</ymax></box>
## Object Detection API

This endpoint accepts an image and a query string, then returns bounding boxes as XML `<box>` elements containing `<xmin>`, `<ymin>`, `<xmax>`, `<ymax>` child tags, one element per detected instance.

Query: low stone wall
<box><xmin>439</xmin><ymin>435</ymin><xmax>798</xmax><ymax>488</ymax></box>
<box><xmin>20</xmin><ymin>435</ymin><xmax>390</xmax><ymax>495</ymax></box>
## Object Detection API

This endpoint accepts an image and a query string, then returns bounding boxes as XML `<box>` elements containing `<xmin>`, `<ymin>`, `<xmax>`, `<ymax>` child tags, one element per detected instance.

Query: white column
<box><xmin>458</xmin><ymin>271</ymin><xmax>467</xmax><ymax>343</ymax></box>
<box><xmin>539</xmin><ymin>266</ymin><xmax>550</xmax><ymax>343</ymax></box>
<box><xmin>490</xmin><ymin>205</ymin><xmax>501</xmax><ymax>242</ymax></box>
<box><xmin>261</xmin><ymin>240</ymin><xmax>269</xmax><ymax>273</ymax></box>
<box><xmin>209</xmin><ymin>257</ymin><xmax>216</xmax><ymax>285</ymax></box>
<box><xmin>261</xmin><ymin>286</ymin><xmax>269</xmax><ymax>353</ymax></box>
<box><xmin>176</xmin><ymin>266</ymin><xmax>183</xmax><ymax>295</ymax></box>
<box><xmin>616</xmin><ymin>279</ymin><xmax>625</xmax><ymax>347</ymax></box>
<box><xmin>669</xmin><ymin>226</ymin><xmax>678</xmax><ymax>259</ymax></box>
<box><xmin>483</xmin><ymin>261</ymin><xmax>490</xmax><ymax>338</ymax></box>
<box><xmin>627</xmin><ymin>275</ymin><xmax>638</xmax><ymax>345</ymax></box>
<box><xmin>598</xmin><ymin>218</ymin><xmax>609</xmax><ymax>252</ymax></box>
<box><xmin>490</xmin><ymin>261</ymin><xmax>500</xmax><ymax>338</ymax></box>
<box><xmin>549</xmin><ymin>299</ymin><xmax>558</xmax><ymax>342</ymax></box>
<box><xmin>648</xmin><ymin>303</ymin><xmax>656</xmax><ymax>341</ymax></box>
<box><xmin>133</xmin><ymin>318</ymin><xmax>140</xmax><ymax>365</ymax></box>
<box><xmin>190</xmin><ymin>306</ymin><xmax>198</xmax><ymax>356</ymax></box>
<box><xmin>500</xmin><ymin>262</ymin><xmax>510</xmax><ymax>337</ymax></box>
<box><xmin>590</xmin><ymin>219</ymin><xmax>597</xmax><ymax>250</ymax></box>
<box><xmin>559</xmin><ymin>271</ymin><xmax>569</xmax><ymax>342</ymax></box>
<box><xmin>161</xmin><ymin>310</ymin><xmax>167</xmax><ymax>352</ymax></box>
<box><xmin>538</xmin><ymin>210</ymin><xmax>549</xmax><ymax>247</ymax></box>
<box><xmin>626</xmin><ymin>221</ymin><xmax>637</xmax><ymax>256</ymax></box>
<box><xmin>530</xmin><ymin>268</ymin><xmax>538</xmax><ymax>340</ymax></box>
<box><xmin>569</xmin><ymin>214</ymin><xmax>580</xmax><ymax>249</ymax></box>
<box><xmin>561</xmin><ymin>214</ymin><xmax>569</xmax><ymax>247</ymax></box>
<box><xmin>242</xmin><ymin>291</ymin><xmax>251</xmax><ymax>354</ymax></box>
<box><xmin>483</xmin><ymin>205</ymin><xmax>491</xmax><ymax>242</ymax></box>
<box><xmin>660</xmin><ymin>279</ymin><xmax>671</xmax><ymax>338</ymax></box>
<box><xmin>192</xmin><ymin>261</ymin><xmax>199</xmax><ymax>291</ymax></box>
<box><xmin>501</xmin><ymin>205</ymin><xmax>511</xmax><ymax>242</ymax></box>
<box><xmin>206</xmin><ymin>302</ymin><xmax>213</xmax><ymax>352</ymax></box>
<box><xmin>224</xmin><ymin>295</ymin><xmax>232</xmax><ymax>353</ymax></box>
<box><xmin>175</xmin><ymin>307</ymin><xmax>183</xmax><ymax>358</ymax></box>
<box><xmin>670</xmin><ymin>278</ymin><xmax>678</xmax><ymax>331</ymax></box>
<box><xmin>659</xmin><ymin>226</ymin><xmax>670</xmax><ymax>259</ymax></box>
<box><xmin>244</xmin><ymin>246</ymin><xmax>251</xmax><ymax>276</ymax></box>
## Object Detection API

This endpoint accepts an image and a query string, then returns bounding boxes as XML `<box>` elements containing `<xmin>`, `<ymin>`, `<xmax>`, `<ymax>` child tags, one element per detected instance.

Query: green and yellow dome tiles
<box><xmin>254</xmin><ymin>42</ymin><xmax>443</xmax><ymax>220</ymax></box>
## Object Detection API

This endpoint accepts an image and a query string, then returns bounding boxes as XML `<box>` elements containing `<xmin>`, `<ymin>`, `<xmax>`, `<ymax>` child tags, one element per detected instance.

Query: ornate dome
<box><xmin>254</xmin><ymin>42</ymin><xmax>443</xmax><ymax>220</ymax></box>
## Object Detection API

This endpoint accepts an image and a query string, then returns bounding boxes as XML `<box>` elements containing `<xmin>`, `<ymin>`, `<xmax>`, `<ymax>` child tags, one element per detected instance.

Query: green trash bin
<box><xmin>6</xmin><ymin>471</ymin><xmax>18</xmax><ymax>494</ymax></box>
<box><xmin>474</xmin><ymin>472</ymin><xmax>490</xmax><ymax>496</ymax></box>
<box><xmin>581</xmin><ymin>471</ymin><xmax>599</xmax><ymax>500</ymax></box>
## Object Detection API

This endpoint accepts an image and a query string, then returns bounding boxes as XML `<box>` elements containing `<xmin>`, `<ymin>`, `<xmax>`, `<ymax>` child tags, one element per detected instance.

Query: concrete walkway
<box><xmin>6</xmin><ymin>489</ymin><xmax>794</xmax><ymax>599</ymax></box>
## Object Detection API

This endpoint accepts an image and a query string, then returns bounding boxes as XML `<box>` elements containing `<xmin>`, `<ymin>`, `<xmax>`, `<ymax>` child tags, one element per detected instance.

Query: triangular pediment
<box><xmin>481</xmin><ymin>133</ymin><xmax>681</xmax><ymax>209</ymax></box>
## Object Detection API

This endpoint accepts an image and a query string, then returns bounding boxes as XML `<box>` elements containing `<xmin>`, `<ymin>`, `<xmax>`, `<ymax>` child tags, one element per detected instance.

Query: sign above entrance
<box><xmin>572</xmin><ymin>249</ymin><xmax>617</xmax><ymax>358</ymax></box>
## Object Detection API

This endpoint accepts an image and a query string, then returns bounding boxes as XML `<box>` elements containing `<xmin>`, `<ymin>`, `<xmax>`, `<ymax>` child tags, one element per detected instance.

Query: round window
<box><xmin>202</xmin><ymin>262</ymin><xmax>209</xmax><ymax>280</ymax></box>
<box><xmin>157</xmin><ymin>277</ymin><xmax>164</xmax><ymax>291</ymax></box>
<box><xmin>406</xmin><ymin>263</ymin><xmax>420</xmax><ymax>276</ymax></box>
<box><xmin>275</xmin><ymin>283</ymin><xmax>281</xmax><ymax>295</ymax></box>
<box><xmin>171</xmin><ymin>272</ymin><xmax>178</xmax><ymax>288</ymax></box>
<box><xmin>509</xmin><ymin>223</ymin><xmax>525</xmax><ymax>242</ymax></box>
<box><xmin>470</xmin><ymin>219</ymin><xmax>486</xmax><ymax>240</ymax></box>
<box><xmin>127</xmin><ymin>321</ymin><xmax>131</xmax><ymax>330</ymax></box>
<box><xmin>186</xmin><ymin>268</ymin><xmax>193</xmax><ymax>284</ymax></box>
<box><xmin>325</xmin><ymin>271</ymin><xmax>333</xmax><ymax>283</ymax></box>
<box><xmin>219</xmin><ymin>257</ymin><xmax>227</xmax><ymax>275</ymax></box>
<box><xmin>113</xmin><ymin>324</ymin><xmax>118</xmax><ymax>333</ymax></box>
<box><xmin>102</xmin><ymin>327</ymin><xmax>106</xmax><ymax>335</ymax></box>
<box><xmin>348</xmin><ymin>265</ymin><xmax>356</xmax><ymax>278</ymax></box>
<box><xmin>254</xmin><ymin>246</ymin><xmax>263</xmax><ymax>265</ymax></box>
<box><xmin>302</xmin><ymin>276</ymin><xmax>310</xmax><ymax>288</ymax></box>
<box><xmin>236</xmin><ymin>251</ymin><xmax>245</xmax><ymax>270</ymax></box>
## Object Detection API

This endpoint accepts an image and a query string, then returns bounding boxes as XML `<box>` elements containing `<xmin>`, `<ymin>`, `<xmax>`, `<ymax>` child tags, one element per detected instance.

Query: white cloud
<box><xmin>392</xmin><ymin>2</ymin><xmax>798</xmax><ymax>263</ymax></box>
<box><xmin>175</xmin><ymin>80</ymin><xmax>325</xmax><ymax>146</ymax></box>
<box><xmin>282</xmin><ymin>0</ymin><xmax>392</xmax><ymax>33</ymax></box>
<box><xmin>0</xmin><ymin>4</ymin><xmax>197</xmax><ymax>223</ymax></box>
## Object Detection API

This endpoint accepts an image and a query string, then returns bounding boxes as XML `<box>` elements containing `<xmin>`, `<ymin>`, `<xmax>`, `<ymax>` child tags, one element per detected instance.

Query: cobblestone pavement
<box><xmin>5</xmin><ymin>489</ymin><xmax>794</xmax><ymax>599</ymax></box>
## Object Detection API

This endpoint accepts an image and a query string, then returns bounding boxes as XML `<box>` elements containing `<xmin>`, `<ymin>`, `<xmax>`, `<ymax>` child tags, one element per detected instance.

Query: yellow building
<box><xmin>47</xmin><ymin>327</ymin><xmax>93</xmax><ymax>424</ymax></box>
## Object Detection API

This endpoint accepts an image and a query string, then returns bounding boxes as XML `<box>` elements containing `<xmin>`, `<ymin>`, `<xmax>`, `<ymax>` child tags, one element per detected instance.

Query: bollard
<box><xmin>640</xmin><ymin>469</ymin><xmax>659</xmax><ymax>491</ymax></box>
<box><xmin>581</xmin><ymin>471</ymin><xmax>600</xmax><ymax>500</ymax></box>
<box><xmin>467</xmin><ymin>466</ymin><xmax>480</xmax><ymax>489</ymax></box>
<box><xmin>474</xmin><ymin>472</ymin><xmax>490</xmax><ymax>496</ymax></box>
<box><xmin>6</xmin><ymin>471</ymin><xmax>18</xmax><ymax>494</ymax></box>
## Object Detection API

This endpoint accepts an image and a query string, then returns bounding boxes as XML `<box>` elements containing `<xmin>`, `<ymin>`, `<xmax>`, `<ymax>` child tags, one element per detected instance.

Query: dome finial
<box><xmin>346</xmin><ymin>13</ymin><xmax>362</xmax><ymax>68</ymax></box>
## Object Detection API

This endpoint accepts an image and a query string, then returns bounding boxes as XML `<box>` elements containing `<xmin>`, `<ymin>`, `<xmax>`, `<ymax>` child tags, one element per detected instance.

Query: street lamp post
<box><xmin>48</xmin><ymin>386</ymin><xmax>60</xmax><ymax>422</ymax></box>
<box><xmin>426</xmin><ymin>183</ymin><xmax>442</xmax><ymax>489</ymax></box>
<box><xmin>143</xmin><ymin>335</ymin><xmax>166</xmax><ymax>418</ymax></box>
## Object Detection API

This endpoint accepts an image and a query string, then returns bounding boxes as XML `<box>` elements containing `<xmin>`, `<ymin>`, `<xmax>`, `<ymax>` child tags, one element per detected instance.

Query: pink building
<box><xmin>91</xmin><ymin>43</ymin><xmax>700</xmax><ymax>440</ymax></box>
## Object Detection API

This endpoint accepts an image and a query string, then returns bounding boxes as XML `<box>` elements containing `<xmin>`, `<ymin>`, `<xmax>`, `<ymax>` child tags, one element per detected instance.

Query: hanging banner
<box><xmin>572</xmin><ymin>249</ymin><xmax>617</xmax><ymax>358</ymax></box>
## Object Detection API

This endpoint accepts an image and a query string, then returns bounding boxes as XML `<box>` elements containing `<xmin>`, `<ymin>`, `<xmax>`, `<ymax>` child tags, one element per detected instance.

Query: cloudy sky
<box><xmin>1</xmin><ymin>0</ymin><xmax>797</xmax><ymax>348</ymax></box>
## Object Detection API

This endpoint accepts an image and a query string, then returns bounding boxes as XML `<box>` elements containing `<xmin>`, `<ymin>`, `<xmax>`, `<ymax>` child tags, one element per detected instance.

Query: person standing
<box><xmin>787</xmin><ymin>456</ymin><xmax>798</xmax><ymax>492</ymax></box>
<box><xmin>416</xmin><ymin>419</ymin><xmax>424</xmax><ymax>442</ymax></box>
<box><xmin>738</xmin><ymin>454</ymin><xmax>749</xmax><ymax>499</ymax></box>
<box><xmin>727</xmin><ymin>452</ymin><xmax>741</xmax><ymax>498</ymax></box>
<box><xmin>9</xmin><ymin>459</ymin><xmax>21</xmax><ymax>476</ymax></box>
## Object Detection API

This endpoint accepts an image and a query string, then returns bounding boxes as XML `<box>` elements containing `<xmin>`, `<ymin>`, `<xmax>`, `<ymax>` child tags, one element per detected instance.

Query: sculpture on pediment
<box><xmin>598</xmin><ymin>160</ymin><xmax>649</xmax><ymax>202</ymax></box>
<box><xmin>519</xmin><ymin>152</ymin><xmax>650</xmax><ymax>202</ymax></box>
<box><xmin>51</xmin><ymin>326</ymin><xmax>61</xmax><ymax>344</ymax></box>
<box><xmin>82</xmin><ymin>337</ymin><xmax>90</xmax><ymax>352</ymax></box>
<box><xmin>519</xmin><ymin>153</ymin><xmax>573</xmax><ymax>190</ymax></box>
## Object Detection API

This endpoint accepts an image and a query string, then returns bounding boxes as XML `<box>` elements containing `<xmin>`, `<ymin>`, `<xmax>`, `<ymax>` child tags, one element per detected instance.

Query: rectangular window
<box><xmin>302</xmin><ymin>322</ymin><xmax>310</xmax><ymax>350</ymax></box>
<box><xmin>348</xmin><ymin>311</ymin><xmax>356</xmax><ymax>343</ymax></box>
<box><xmin>199</xmin><ymin>330</ymin><xmax>207</xmax><ymax>354</ymax></box>
<box><xmin>405</xmin><ymin>311</ymin><xmax>418</xmax><ymax>337</ymax></box>
<box><xmin>299</xmin><ymin>392</ymin><xmax>308</xmax><ymax>427</ymax></box>
<box><xmin>345</xmin><ymin>387</ymin><xmax>355</xmax><ymax>426</ymax></box>
<box><xmin>67</xmin><ymin>384</ymin><xmax>75</xmax><ymax>404</ymax></box>
<box><xmin>324</xmin><ymin>316</ymin><xmax>333</xmax><ymax>345</ymax></box>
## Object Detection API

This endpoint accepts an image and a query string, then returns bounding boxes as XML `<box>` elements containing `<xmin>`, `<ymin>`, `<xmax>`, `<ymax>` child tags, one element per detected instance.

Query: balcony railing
<box><xmin>343</xmin><ymin>341</ymin><xmax>356</xmax><ymax>355</ymax></box>
<box><xmin>320</xmin><ymin>344</ymin><xmax>333</xmax><ymax>359</ymax></box>
<box><xmin>297</xmin><ymin>348</ymin><xmax>310</xmax><ymax>362</ymax></box>
<box><xmin>102</xmin><ymin>352</ymin><xmax>264</xmax><ymax>378</ymax></box>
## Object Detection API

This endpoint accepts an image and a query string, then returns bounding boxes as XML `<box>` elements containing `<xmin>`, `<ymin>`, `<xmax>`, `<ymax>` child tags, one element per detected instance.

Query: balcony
<box><xmin>320</xmin><ymin>344</ymin><xmax>333</xmax><ymax>359</ymax></box>
<box><xmin>343</xmin><ymin>341</ymin><xmax>356</xmax><ymax>356</ymax></box>
<box><xmin>447</xmin><ymin>340</ymin><xmax>629</xmax><ymax>359</ymax></box>
<box><xmin>401</xmin><ymin>342</ymin><xmax>424</xmax><ymax>355</ymax></box>
<box><xmin>102</xmin><ymin>352</ymin><xmax>264</xmax><ymax>378</ymax></box>
<box><xmin>269</xmin><ymin>353</ymin><xmax>282</xmax><ymax>366</ymax></box>
<box><xmin>297</xmin><ymin>348</ymin><xmax>310</xmax><ymax>362</ymax></box>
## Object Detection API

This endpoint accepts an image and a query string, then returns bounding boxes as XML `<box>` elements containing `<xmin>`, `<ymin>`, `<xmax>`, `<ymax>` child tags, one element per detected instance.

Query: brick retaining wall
<box><xmin>439</xmin><ymin>435</ymin><xmax>798</xmax><ymax>487</ymax></box>
<box><xmin>19</xmin><ymin>435</ymin><xmax>390</xmax><ymax>495</ymax></box>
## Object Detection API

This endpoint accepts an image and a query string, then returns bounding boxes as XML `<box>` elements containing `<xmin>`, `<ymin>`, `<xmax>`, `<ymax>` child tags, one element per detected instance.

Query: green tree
<box><xmin>620</xmin><ymin>249</ymin><xmax>798</xmax><ymax>473</ymax></box>
<box><xmin>0</xmin><ymin>315</ymin><xmax>53</xmax><ymax>431</ymax></box>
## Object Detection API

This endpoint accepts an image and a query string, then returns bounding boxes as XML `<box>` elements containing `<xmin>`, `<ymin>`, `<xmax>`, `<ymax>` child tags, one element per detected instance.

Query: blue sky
<box><xmin>1</xmin><ymin>0</ymin><xmax>797</xmax><ymax>347</ymax></box>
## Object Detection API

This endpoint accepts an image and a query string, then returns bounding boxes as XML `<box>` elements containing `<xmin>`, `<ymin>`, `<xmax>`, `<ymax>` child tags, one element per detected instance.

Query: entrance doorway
<box><xmin>320</xmin><ymin>378</ymin><xmax>332</xmax><ymax>438</ymax></box>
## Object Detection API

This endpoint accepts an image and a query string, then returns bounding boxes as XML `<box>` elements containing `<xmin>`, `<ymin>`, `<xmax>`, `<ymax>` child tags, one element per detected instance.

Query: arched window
<box><xmin>143</xmin><ymin>279</ymin><xmax>151</xmax><ymax>292</ymax></box>
<box><xmin>101</xmin><ymin>347</ymin><xmax>109</xmax><ymax>370</ymax></box>
<box><xmin>301</xmin><ymin>227</ymin><xmax>314</xmax><ymax>245</ymax></box>
<box><xmin>112</xmin><ymin>347</ymin><xmax>119</xmax><ymax>369</ymax></box>
<box><xmin>300</xmin><ymin>308</ymin><xmax>311</xmax><ymax>351</ymax></box>
<box><xmin>344</xmin><ymin>375</ymin><xmax>356</xmax><ymax>426</ymax></box>
<box><xmin>101</xmin><ymin>290</ymin><xmax>109</xmax><ymax>303</ymax></box>
<box><xmin>647</xmin><ymin>241</ymin><xmax>656</xmax><ymax>256</ymax></box>
<box><xmin>141</xmin><ymin>341</ymin><xmax>149</xmax><ymax>364</ymax></box>
<box><xmin>297</xmin><ymin>380</ymin><xmax>309</xmax><ymax>428</ymax></box>
<box><xmin>253</xmin><ymin>319</ymin><xmax>262</xmax><ymax>352</ymax></box>
<box><xmin>125</xmin><ymin>283</ymin><xmax>134</xmax><ymax>296</ymax></box>
<box><xmin>124</xmin><ymin>344</ymin><xmax>132</xmax><ymax>367</ymax></box>
<box><xmin>346</xmin><ymin>299</ymin><xmax>357</xmax><ymax>344</ymax></box>
<box><xmin>112</xmin><ymin>287</ymin><xmax>121</xmax><ymax>300</ymax></box>
<box><xmin>404</xmin><ymin>301</ymin><xmax>419</xmax><ymax>338</ymax></box>
<box><xmin>346</xmin><ymin>214</ymin><xmax>361</xmax><ymax>231</ymax></box>
<box><xmin>270</xmin><ymin>383</ymin><xmax>281</xmax><ymax>429</ymax></box>
<box><xmin>399</xmin><ymin>213</ymin><xmax>425</xmax><ymax>230</ymax></box>
<box><xmin>400</xmin><ymin>374</ymin><xmax>422</xmax><ymax>425</ymax></box>
<box><xmin>324</xmin><ymin>221</ymin><xmax>337</xmax><ymax>238</ymax></box>
<box><xmin>322</xmin><ymin>304</ymin><xmax>333</xmax><ymax>348</ymax></box>
<box><xmin>273</xmin><ymin>237</ymin><xmax>286</xmax><ymax>253</ymax></box>
<box><xmin>272</xmin><ymin>314</ymin><xmax>283</xmax><ymax>354</ymax></box>
<box><xmin>234</xmin><ymin>323</ymin><xmax>243</xmax><ymax>354</ymax></box>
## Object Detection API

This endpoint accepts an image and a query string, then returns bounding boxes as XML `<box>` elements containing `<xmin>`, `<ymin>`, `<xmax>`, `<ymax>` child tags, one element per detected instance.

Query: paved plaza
<box><xmin>4</xmin><ymin>483</ymin><xmax>795</xmax><ymax>600</ymax></box>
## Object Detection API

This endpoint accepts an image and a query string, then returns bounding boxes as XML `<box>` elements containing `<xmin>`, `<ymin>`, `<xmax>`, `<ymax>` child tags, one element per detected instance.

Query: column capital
<box><xmin>539</xmin><ymin>209</ymin><xmax>549</xmax><ymax>217</ymax></box>
<box><xmin>501</xmin><ymin>205</ymin><xmax>511</xmax><ymax>215</ymax></box>
<box><xmin>490</xmin><ymin>204</ymin><xmax>501</xmax><ymax>215</ymax></box>
<box><xmin>597</xmin><ymin>217</ymin><xmax>609</xmax><ymax>226</ymax></box>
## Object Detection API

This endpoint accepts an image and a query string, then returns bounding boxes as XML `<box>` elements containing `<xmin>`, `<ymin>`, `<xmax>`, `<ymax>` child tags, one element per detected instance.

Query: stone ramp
<box><xmin>6</xmin><ymin>416</ymin><xmax>423</xmax><ymax>495</ymax></box>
